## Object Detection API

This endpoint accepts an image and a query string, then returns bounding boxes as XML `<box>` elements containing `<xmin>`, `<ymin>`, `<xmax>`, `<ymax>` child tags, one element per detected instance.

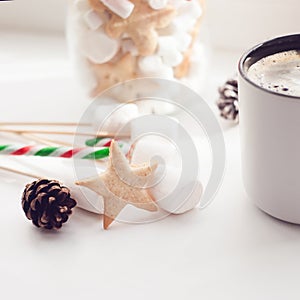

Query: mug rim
<box><xmin>238</xmin><ymin>33</ymin><xmax>300</xmax><ymax>100</ymax></box>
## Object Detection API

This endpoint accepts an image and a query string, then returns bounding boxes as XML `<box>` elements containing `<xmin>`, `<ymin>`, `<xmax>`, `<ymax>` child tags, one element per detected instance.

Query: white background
<box><xmin>1</xmin><ymin>1</ymin><xmax>300</xmax><ymax>300</ymax></box>
<box><xmin>0</xmin><ymin>0</ymin><xmax>66</xmax><ymax>32</ymax></box>
<box><xmin>1</xmin><ymin>0</ymin><xmax>300</xmax><ymax>47</ymax></box>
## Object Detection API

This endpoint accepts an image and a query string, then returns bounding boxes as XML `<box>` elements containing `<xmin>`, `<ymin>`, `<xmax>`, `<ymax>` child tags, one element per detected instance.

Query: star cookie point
<box><xmin>76</xmin><ymin>140</ymin><xmax>158</xmax><ymax>229</ymax></box>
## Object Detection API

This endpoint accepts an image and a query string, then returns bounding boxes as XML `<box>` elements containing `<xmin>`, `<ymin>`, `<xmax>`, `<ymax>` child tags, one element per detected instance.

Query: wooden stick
<box><xmin>0</xmin><ymin>165</ymin><xmax>40</xmax><ymax>179</ymax></box>
<box><xmin>0</xmin><ymin>122</ymin><xmax>91</xmax><ymax>127</ymax></box>
<box><xmin>0</xmin><ymin>128</ymin><xmax>129</xmax><ymax>138</ymax></box>
<box><xmin>21</xmin><ymin>133</ymin><xmax>73</xmax><ymax>147</ymax></box>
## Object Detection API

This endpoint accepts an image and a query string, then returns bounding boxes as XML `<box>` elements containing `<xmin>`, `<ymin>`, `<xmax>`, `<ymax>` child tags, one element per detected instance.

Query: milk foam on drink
<box><xmin>247</xmin><ymin>50</ymin><xmax>300</xmax><ymax>97</ymax></box>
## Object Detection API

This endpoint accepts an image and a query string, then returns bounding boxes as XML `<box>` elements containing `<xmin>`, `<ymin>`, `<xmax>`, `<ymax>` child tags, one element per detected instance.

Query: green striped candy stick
<box><xmin>0</xmin><ymin>144</ymin><xmax>112</xmax><ymax>160</ymax></box>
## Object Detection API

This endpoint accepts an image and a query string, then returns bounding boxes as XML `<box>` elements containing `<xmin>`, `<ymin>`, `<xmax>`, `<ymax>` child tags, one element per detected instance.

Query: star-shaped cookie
<box><xmin>76</xmin><ymin>140</ymin><xmax>158</xmax><ymax>229</ymax></box>
<box><xmin>89</xmin><ymin>0</ymin><xmax>176</xmax><ymax>56</ymax></box>
<box><xmin>90</xmin><ymin>53</ymin><xmax>137</xmax><ymax>97</ymax></box>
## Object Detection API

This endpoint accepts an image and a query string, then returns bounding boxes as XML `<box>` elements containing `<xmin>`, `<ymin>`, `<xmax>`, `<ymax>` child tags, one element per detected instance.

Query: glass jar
<box><xmin>67</xmin><ymin>0</ymin><xmax>205</xmax><ymax>99</ymax></box>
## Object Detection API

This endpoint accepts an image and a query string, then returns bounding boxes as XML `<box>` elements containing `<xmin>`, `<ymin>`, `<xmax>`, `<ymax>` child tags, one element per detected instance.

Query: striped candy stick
<box><xmin>0</xmin><ymin>144</ymin><xmax>112</xmax><ymax>160</ymax></box>
<box><xmin>85</xmin><ymin>137</ymin><xmax>114</xmax><ymax>147</ymax></box>
<box><xmin>85</xmin><ymin>138</ymin><xmax>131</xmax><ymax>159</ymax></box>
<box><xmin>85</xmin><ymin>137</ymin><xmax>125</xmax><ymax>147</ymax></box>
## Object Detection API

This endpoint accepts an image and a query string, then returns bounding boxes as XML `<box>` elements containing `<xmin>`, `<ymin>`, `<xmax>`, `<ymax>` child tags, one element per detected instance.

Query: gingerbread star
<box><xmin>89</xmin><ymin>0</ymin><xmax>176</xmax><ymax>56</ymax></box>
<box><xmin>76</xmin><ymin>140</ymin><xmax>158</xmax><ymax>229</ymax></box>
<box><xmin>89</xmin><ymin>53</ymin><xmax>137</xmax><ymax>97</ymax></box>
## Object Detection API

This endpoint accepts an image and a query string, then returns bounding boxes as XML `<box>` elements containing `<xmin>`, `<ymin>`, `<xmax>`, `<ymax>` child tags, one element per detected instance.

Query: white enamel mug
<box><xmin>238</xmin><ymin>34</ymin><xmax>300</xmax><ymax>223</ymax></box>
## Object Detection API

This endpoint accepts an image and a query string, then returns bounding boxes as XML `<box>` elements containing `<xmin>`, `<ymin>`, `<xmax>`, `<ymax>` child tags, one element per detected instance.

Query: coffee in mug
<box><xmin>247</xmin><ymin>50</ymin><xmax>300</xmax><ymax>97</ymax></box>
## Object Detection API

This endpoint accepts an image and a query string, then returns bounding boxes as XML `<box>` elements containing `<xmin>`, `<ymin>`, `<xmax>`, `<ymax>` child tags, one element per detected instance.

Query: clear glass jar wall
<box><xmin>67</xmin><ymin>0</ymin><xmax>205</xmax><ymax>99</ymax></box>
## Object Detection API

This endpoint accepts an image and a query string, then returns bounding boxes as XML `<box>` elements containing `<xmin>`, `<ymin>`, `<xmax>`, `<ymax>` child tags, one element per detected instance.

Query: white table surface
<box><xmin>1</xmin><ymin>31</ymin><xmax>300</xmax><ymax>300</ymax></box>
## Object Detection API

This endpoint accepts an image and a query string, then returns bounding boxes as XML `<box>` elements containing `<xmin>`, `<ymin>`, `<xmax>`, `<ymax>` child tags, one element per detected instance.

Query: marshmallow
<box><xmin>138</xmin><ymin>55</ymin><xmax>162</xmax><ymax>74</ymax></box>
<box><xmin>100</xmin><ymin>0</ymin><xmax>135</xmax><ymax>19</ymax></box>
<box><xmin>130</xmin><ymin>115</ymin><xmax>179</xmax><ymax>142</ymax></box>
<box><xmin>158</xmin><ymin>36</ymin><xmax>183</xmax><ymax>67</ymax></box>
<box><xmin>156</xmin><ymin>65</ymin><xmax>174</xmax><ymax>79</ymax></box>
<box><xmin>138</xmin><ymin>55</ymin><xmax>174</xmax><ymax>78</ymax></box>
<box><xmin>94</xmin><ymin>102</ymin><xmax>139</xmax><ymax>135</ymax></box>
<box><xmin>156</xmin><ymin>21</ymin><xmax>192</xmax><ymax>52</ymax></box>
<box><xmin>174</xmin><ymin>30</ymin><xmax>192</xmax><ymax>52</ymax></box>
<box><xmin>148</xmin><ymin>0</ymin><xmax>168</xmax><ymax>10</ymax></box>
<box><xmin>174</xmin><ymin>1</ymin><xmax>203</xmax><ymax>32</ymax></box>
<box><xmin>84</xmin><ymin>9</ymin><xmax>103</xmax><ymax>30</ymax></box>
<box><xmin>153</xmin><ymin>176</ymin><xmax>203</xmax><ymax>214</ymax></box>
<box><xmin>81</xmin><ymin>29</ymin><xmax>120</xmax><ymax>64</ymax></box>
<box><xmin>130</xmin><ymin>135</ymin><xmax>203</xmax><ymax>214</ymax></box>
<box><xmin>179</xmin><ymin>0</ymin><xmax>203</xmax><ymax>20</ymax></box>
<box><xmin>168</xmin><ymin>0</ymin><xmax>184</xmax><ymax>8</ymax></box>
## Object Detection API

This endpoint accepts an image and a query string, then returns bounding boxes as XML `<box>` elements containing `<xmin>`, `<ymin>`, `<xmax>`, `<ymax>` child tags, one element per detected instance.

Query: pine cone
<box><xmin>22</xmin><ymin>179</ymin><xmax>77</xmax><ymax>230</ymax></box>
<box><xmin>216</xmin><ymin>76</ymin><xmax>239</xmax><ymax>122</ymax></box>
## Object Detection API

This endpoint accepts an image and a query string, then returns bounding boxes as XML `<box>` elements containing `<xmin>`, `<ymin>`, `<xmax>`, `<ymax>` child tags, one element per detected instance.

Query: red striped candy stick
<box><xmin>0</xmin><ymin>144</ymin><xmax>129</xmax><ymax>160</ymax></box>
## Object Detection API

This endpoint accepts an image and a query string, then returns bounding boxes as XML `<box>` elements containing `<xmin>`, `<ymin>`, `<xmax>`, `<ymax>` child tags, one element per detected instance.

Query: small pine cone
<box><xmin>22</xmin><ymin>179</ymin><xmax>77</xmax><ymax>230</ymax></box>
<box><xmin>216</xmin><ymin>76</ymin><xmax>239</xmax><ymax>122</ymax></box>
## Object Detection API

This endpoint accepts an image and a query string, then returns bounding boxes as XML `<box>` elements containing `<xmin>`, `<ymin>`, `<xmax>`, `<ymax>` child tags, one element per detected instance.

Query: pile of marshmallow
<box><xmin>70</xmin><ymin>0</ymin><xmax>204</xmax><ymax>97</ymax></box>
